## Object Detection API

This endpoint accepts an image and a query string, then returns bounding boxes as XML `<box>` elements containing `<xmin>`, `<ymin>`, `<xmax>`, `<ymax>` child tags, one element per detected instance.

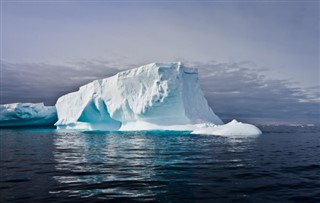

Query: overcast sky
<box><xmin>1</xmin><ymin>0</ymin><xmax>319</xmax><ymax>124</ymax></box>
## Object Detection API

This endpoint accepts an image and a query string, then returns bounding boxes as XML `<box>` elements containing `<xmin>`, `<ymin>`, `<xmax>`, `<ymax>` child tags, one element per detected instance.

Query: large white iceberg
<box><xmin>0</xmin><ymin>103</ymin><xmax>57</xmax><ymax>127</ymax></box>
<box><xmin>55</xmin><ymin>62</ymin><xmax>262</xmax><ymax>136</ymax></box>
<box><xmin>55</xmin><ymin>62</ymin><xmax>223</xmax><ymax>130</ymax></box>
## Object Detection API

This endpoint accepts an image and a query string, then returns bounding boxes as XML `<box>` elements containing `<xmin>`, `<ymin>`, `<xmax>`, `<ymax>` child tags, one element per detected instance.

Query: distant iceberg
<box><xmin>54</xmin><ymin>62</ymin><xmax>261</xmax><ymax>136</ymax></box>
<box><xmin>0</xmin><ymin>103</ymin><xmax>57</xmax><ymax>127</ymax></box>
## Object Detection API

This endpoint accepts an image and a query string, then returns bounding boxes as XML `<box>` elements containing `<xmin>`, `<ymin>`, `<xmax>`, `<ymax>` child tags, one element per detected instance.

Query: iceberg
<box><xmin>55</xmin><ymin>62</ymin><xmax>223</xmax><ymax>130</ymax></box>
<box><xmin>191</xmin><ymin>120</ymin><xmax>262</xmax><ymax>137</ymax></box>
<box><xmin>0</xmin><ymin>103</ymin><xmax>57</xmax><ymax>127</ymax></box>
<box><xmin>55</xmin><ymin>62</ymin><xmax>262</xmax><ymax>136</ymax></box>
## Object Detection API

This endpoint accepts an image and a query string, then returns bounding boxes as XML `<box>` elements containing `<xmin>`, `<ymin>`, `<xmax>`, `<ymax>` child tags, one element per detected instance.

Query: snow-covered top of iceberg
<box><xmin>55</xmin><ymin>62</ymin><xmax>223</xmax><ymax>130</ymax></box>
<box><xmin>191</xmin><ymin>119</ymin><xmax>262</xmax><ymax>137</ymax></box>
<box><xmin>0</xmin><ymin>103</ymin><xmax>57</xmax><ymax>127</ymax></box>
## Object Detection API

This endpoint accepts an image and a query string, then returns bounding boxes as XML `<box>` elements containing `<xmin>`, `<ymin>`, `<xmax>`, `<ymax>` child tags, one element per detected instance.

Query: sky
<box><xmin>1</xmin><ymin>0</ymin><xmax>319</xmax><ymax>124</ymax></box>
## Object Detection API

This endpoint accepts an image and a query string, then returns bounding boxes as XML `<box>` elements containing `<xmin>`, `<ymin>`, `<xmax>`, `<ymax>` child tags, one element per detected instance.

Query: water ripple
<box><xmin>0</xmin><ymin>126</ymin><xmax>319</xmax><ymax>202</ymax></box>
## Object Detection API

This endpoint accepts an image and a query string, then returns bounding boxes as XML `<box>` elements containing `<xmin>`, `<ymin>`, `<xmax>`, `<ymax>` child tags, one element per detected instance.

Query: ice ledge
<box><xmin>56</xmin><ymin>120</ymin><xmax>262</xmax><ymax>138</ymax></box>
<box><xmin>120</xmin><ymin>120</ymin><xmax>262</xmax><ymax>137</ymax></box>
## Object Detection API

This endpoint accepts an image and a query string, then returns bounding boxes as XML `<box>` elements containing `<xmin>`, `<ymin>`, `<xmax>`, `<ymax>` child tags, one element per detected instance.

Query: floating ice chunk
<box><xmin>0</xmin><ymin>103</ymin><xmax>57</xmax><ymax>127</ymax></box>
<box><xmin>191</xmin><ymin>120</ymin><xmax>262</xmax><ymax>137</ymax></box>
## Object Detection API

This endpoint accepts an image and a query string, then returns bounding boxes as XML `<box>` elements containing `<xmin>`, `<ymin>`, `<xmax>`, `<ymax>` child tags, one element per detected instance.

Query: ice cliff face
<box><xmin>55</xmin><ymin>62</ymin><xmax>223</xmax><ymax>130</ymax></box>
<box><xmin>0</xmin><ymin>103</ymin><xmax>57</xmax><ymax>127</ymax></box>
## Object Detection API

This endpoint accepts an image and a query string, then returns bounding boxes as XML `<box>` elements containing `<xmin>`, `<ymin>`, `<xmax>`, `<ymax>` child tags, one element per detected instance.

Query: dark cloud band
<box><xmin>1</xmin><ymin>60</ymin><xmax>319</xmax><ymax>125</ymax></box>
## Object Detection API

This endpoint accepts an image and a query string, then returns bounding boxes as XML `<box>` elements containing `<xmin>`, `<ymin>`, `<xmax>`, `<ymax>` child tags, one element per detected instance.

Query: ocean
<box><xmin>0</xmin><ymin>126</ymin><xmax>319</xmax><ymax>203</ymax></box>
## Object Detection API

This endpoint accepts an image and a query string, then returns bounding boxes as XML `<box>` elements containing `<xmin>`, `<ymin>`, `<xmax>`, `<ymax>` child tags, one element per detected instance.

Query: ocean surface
<box><xmin>0</xmin><ymin>126</ymin><xmax>319</xmax><ymax>203</ymax></box>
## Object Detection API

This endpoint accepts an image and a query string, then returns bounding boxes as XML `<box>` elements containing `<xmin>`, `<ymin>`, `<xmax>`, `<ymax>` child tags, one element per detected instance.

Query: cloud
<box><xmin>1</xmin><ymin>60</ymin><xmax>319</xmax><ymax>124</ymax></box>
<box><xmin>187</xmin><ymin>61</ymin><xmax>320</xmax><ymax>124</ymax></box>
<box><xmin>0</xmin><ymin>60</ymin><xmax>124</xmax><ymax>105</ymax></box>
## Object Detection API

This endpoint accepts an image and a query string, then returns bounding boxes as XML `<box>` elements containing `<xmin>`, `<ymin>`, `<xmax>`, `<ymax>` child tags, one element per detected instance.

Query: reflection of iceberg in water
<box><xmin>52</xmin><ymin>131</ymin><xmax>258</xmax><ymax>201</ymax></box>
<box><xmin>52</xmin><ymin>131</ymin><xmax>159</xmax><ymax>199</ymax></box>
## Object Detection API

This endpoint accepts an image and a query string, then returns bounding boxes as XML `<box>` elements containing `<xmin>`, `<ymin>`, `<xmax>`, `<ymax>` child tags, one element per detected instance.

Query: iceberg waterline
<box><xmin>1</xmin><ymin>62</ymin><xmax>261</xmax><ymax>136</ymax></box>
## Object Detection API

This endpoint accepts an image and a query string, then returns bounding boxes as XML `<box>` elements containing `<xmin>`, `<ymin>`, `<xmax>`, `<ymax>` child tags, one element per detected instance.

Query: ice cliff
<box><xmin>55</xmin><ymin>62</ymin><xmax>223</xmax><ymax>131</ymax></box>
<box><xmin>0</xmin><ymin>103</ymin><xmax>57</xmax><ymax>127</ymax></box>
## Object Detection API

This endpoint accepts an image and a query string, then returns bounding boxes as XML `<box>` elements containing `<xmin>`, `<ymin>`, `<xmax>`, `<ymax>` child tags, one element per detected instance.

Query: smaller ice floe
<box><xmin>192</xmin><ymin>120</ymin><xmax>262</xmax><ymax>137</ymax></box>
<box><xmin>306</xmin><ymin>124</ymin><xmax>315</xmax><ymax>127</ymax></box>
<box><xmin>0</xmin><ymin>103</ymin><xmax>57</xmax><ymax>127</ymax></box>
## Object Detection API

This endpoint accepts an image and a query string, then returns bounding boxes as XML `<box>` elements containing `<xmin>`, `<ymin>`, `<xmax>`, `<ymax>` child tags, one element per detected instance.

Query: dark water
<box><xmin>0</xmin><ymin>126</ymin><xmax>319</xmax><ymax>203</ymax></box>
